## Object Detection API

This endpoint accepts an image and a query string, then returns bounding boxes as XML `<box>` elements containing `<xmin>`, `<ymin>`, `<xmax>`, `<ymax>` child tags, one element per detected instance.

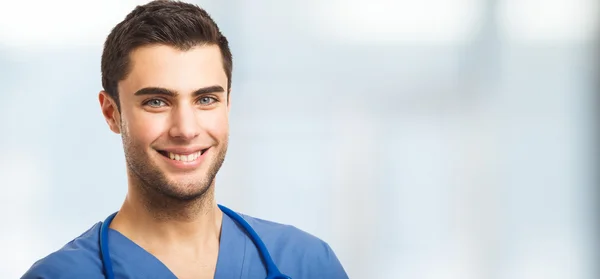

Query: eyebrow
<box><xmin>133</xmin><ymin>85</ymin><xmax>225</xmax><ymax>97</ymax></box>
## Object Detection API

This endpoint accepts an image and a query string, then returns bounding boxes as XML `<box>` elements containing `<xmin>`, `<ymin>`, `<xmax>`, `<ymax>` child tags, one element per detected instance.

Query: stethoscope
<box><xmin>99</xmin><ymin>204</ymin><xmax>291</xmax><ymax>279</ymax></box>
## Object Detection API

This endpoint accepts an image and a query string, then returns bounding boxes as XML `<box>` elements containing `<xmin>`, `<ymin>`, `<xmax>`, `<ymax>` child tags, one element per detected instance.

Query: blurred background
<box><xmin>0</xmin><ymin>0</ymin><xmax>598</xmax><ymax>278</ymax></box>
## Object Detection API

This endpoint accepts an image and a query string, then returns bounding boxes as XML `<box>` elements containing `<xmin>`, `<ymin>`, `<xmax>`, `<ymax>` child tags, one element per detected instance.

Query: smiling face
<box><xmin>100</xmin><ymin>44</ymin><xmax>230</xmax><ymax>201</ymax></box>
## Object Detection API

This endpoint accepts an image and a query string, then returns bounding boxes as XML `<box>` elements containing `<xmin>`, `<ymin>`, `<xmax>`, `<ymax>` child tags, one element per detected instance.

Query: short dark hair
<box><xmin>101</xmin><ymin>0</ymin><xmax>232</xmax><ymax>110</ymax></box>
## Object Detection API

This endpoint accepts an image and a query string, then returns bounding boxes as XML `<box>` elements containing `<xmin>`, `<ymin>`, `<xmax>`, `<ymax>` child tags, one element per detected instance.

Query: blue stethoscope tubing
<box><xmin>99</xmin><ymin>204</ymin><xmax>291</xmax><ymax>279</ymax></box>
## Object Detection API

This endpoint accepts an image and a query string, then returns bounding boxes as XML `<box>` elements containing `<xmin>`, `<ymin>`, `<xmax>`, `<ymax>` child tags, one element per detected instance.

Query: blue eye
<box><xmin>198</xmin><ymin>97</ymin><xmax>216</xmax><ymax>105</ymax></box>
<box><xmin>145</xmin><ymin>99</ymin><xmax>166</xmax><ymax>107</ymax></box>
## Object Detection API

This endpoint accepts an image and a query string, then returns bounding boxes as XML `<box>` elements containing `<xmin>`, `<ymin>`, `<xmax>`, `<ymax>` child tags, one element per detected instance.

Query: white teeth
<box><xmin>167</xmin><ymin>151</ymin><xmax>202</xmax><ymax>162</ymax></box>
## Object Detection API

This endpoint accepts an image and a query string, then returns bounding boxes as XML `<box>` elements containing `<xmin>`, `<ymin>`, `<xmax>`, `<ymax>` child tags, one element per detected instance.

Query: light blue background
<box><xmin>1</xmin><ymin>0</ymin><xmax>598</xmax><ymax>278</ymax></box>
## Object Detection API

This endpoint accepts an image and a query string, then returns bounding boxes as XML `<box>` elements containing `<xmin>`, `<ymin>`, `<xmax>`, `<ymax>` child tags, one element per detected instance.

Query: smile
<box><xmin>157</xmin><ymin>148</ymin><xmax>208</xmax><ymax>162</ymax></box>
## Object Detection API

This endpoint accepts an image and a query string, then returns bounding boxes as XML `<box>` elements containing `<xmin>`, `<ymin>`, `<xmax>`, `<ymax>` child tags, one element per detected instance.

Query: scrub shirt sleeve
<box><xmin>308</xmin><ymin>241</ymin><xmax>349</xmax><ymax>279</ymax></box>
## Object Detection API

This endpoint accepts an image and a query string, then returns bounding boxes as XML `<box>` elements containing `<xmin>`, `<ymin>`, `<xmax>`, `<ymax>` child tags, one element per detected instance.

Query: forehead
<box><xmin>119</xmin><ymin>44</ymin><xmax>227</xmax><ymax>96</ymax></box>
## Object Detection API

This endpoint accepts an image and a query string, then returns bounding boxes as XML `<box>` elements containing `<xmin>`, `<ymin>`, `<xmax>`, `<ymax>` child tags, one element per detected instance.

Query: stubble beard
<box><xmin>121</xmin><ymin>128</ymin><xmax>228</xmax><ymax>219</ymax></box>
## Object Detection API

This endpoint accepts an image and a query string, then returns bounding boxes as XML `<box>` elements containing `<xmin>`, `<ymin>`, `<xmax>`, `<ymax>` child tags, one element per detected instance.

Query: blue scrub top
<box><xmin>21</xmin><ymin>209</ymin><xmax>348</xmax><ymax>278</ymax></box>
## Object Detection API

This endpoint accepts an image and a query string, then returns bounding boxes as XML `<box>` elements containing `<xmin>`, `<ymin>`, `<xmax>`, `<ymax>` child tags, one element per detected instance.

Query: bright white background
<box><xmin>0</xmin><ymin>0</ymin><xmax>598</xmax><ymax>278</ymax></box>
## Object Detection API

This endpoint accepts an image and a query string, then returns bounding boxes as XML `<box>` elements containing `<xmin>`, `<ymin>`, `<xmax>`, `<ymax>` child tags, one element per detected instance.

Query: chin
<box><xmin>157</xmin><ymin>178</ymin><xmax>213</xmax><ymax>201</ymax></box>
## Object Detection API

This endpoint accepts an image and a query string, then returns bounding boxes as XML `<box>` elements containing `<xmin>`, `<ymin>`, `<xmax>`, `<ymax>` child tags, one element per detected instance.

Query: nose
<box><xmin>168</xmin><ymin>104</ymin><xmax>200</xmax><ymax>140</ymax></box>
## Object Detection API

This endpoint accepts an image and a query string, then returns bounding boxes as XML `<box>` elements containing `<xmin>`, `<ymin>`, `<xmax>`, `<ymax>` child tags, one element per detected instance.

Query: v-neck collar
<box><xmin>106</xmin><ymin>211</ymin><xmax>248</xmax><ymax>278</ymax></box>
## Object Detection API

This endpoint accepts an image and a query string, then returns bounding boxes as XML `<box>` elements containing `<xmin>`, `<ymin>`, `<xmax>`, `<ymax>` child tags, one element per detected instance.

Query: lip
<box><xmin>155</xmin><ymin>147</ymin><xmax>210</xmax><ymax>170</ymax></box>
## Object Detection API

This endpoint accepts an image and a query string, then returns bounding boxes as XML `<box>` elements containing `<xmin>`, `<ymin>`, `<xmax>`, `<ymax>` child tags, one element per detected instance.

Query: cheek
<box><xmin>126</xmin><ymin>113</ymin><xmax>168</xmax><ymax>144</ymax></box>
<box><xmin>200</xmin><ymin>111</ymin><xmax>229</xmax><ymax>138</ymax></box>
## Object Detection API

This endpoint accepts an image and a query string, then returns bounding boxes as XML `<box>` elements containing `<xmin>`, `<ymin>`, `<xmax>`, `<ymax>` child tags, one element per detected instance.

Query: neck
<box><xmin>109</xmin><ymin>172</ymin><xmax>223</xmax><ymax>251</ymax></box>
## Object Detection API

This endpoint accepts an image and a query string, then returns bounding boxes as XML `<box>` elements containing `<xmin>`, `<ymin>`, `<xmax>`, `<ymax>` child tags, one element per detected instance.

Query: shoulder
<box><xmin>21</xmin><ymin>223</ymin><xmax>104</xmax><ymax>279</ymax></box>
<box><xmin>239</xmin><ymin>213</ymin><xmax>349</xmax><ymax>278</ymax></box>
<box><xmin>240</xmin><ymin>213</ymin><xmax>322</xmax><ymax>247</ymax></box>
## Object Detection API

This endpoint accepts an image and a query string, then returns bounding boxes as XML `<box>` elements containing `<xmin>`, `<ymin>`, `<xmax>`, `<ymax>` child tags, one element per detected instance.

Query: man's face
<box><xmin>100</xmin><ymin>44</ymin><xmax>230</xmax><ymax>201</ymax></box>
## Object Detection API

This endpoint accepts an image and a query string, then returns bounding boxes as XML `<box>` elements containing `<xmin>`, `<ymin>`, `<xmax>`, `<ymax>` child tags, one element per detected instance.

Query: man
<box><xmin>21</xmin><ymin>1</ymin><xmax>348</xmax><ymax>278</ymax></box>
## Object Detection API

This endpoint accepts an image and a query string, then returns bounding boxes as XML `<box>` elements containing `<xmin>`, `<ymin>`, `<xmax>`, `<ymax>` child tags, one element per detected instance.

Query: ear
<box><xmin>99</xmin><ymin>91</ymin><xmax>121</xmax><ymax>134</ymax></box>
